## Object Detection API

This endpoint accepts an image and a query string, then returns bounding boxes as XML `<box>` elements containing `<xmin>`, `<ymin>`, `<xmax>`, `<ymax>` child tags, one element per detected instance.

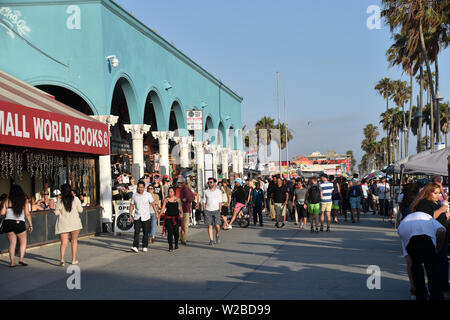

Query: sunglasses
<box><xmin>44</xmin><ymin>193</ymin><xmax>49</xmax><ymax>196</ymax></box>
<box><xmin>148</xmin><ymin>188</ymin><xmax>154</xmax><ymax>190</ymax></box>
<box><xmin>208</xmin><ymin>181</ymin><xmax>215</xmax><ymax>184</ymax></box>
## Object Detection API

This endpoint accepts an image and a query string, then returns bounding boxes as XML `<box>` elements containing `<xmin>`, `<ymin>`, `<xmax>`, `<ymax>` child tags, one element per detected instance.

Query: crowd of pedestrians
<box><xmin>2</xmin><ymin>170</ymin><xmax>449</xmax><ymax>301</ymax></box>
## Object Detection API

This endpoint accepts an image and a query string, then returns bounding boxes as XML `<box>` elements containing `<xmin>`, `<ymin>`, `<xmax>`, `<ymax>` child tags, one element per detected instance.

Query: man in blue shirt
<box><xmin>250</xmin><ymin>182</ymin><xmax>265</xmax><ymax>226</ymax></box>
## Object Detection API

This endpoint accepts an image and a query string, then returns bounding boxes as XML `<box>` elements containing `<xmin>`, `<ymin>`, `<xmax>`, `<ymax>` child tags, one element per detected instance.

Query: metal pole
<box><xmin>277</xmin><ymin>72</ymin><xmax>281</xmax><ymax>177</ymax></box>
<box><xmin>284</xmin><ymin>87</ymin><xmax>288</xmax><ymax>178</ymax></box>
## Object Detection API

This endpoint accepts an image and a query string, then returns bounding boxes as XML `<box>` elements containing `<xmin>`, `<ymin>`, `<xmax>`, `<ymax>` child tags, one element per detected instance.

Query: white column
<box><xmin>221</xmin><ymin>147</ymin><xmax>230</xmax><ymax>179</ymax></box>
<box><xmin>231</xmin><ymin>150</ymin><xmax>239</xmax><ymax>175</ymax></box>
<box><xmin>173</xmin><ymin>136</ymin><xmax>193</xmax><ymax>168</ymax></box>
<box><xmin>91</xmin><ymin>115</ymin><xmax>118</xmax><ymax>225</ymax></box>
<box><xmin>206</xmin><ymin>144</ymin><xmax>219</xmax><ymax>179</ymax></box>
<box><xmin>193</xmin><ymin>141</ymin><xmax>208</xmax><ymax>199</ymax></box>
<box><xmin>152</xmin><ymin>131</ymin><xmax>174</xmax><ymax>176</ymax></box>
<box><xmin>124</xmin><ymin>124</ymin><xmax>151</xmax><ymax>179</ymax></box>
<box><xmin>238</xmin><ymin>150</ymin><xmax>245</xmax><ymax>175</ymax></box>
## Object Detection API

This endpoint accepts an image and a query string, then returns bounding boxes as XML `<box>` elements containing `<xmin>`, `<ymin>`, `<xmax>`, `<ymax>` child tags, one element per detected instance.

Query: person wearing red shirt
<box><xmin>177</xmin><ymin>176</ymin><xmax>195</xmax><ymax>245</ymax></box>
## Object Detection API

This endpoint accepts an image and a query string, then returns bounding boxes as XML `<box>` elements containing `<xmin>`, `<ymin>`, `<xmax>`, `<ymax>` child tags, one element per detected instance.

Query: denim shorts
<box><xmin>349</xmin><ymin>197</ymin><xmax>361</xmax><ymax>209</ymax></box>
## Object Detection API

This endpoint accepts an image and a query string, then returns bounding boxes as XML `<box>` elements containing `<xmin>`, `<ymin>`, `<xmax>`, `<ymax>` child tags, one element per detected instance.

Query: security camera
<box><xmin>106</xmin><ymin>55</ymin><xmax>119</xmax><ymax>68</ymax></box>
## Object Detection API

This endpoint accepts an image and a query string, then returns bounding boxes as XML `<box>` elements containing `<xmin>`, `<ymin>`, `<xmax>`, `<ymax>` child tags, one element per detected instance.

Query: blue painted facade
<box><xmin>0</xmin><ymin>0</ymin><xmax>243</xmax><ymax>149</ymax></box>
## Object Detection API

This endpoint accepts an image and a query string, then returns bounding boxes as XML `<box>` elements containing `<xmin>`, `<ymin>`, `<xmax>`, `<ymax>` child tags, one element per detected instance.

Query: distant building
<box><xmin>293</xmin><ymin>151</ymin><xmax>351</xmax><ymax>177</ymax></box>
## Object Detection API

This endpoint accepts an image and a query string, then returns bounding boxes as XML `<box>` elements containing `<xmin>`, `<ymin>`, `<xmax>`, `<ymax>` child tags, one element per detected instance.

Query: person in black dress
<box><xmin>160</xmin><ymin>187</ymin><xmax>183</xmax><ymax>252</ymax></box>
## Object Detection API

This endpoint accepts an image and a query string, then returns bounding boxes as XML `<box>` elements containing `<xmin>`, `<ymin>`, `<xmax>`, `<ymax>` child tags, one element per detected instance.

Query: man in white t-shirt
<box><xmin>203</xmin><ymin>177</ymin><xmax>223</xmax><ymax>245</ymax></box>
<box><xmin>129</xmin><ymin>181</ymin><xmax>159</xmax><ymax>253</ymax></box>
<box><xmin>397</xmin><ymin>211</ymin><xmax>446</xmax><ymax>300</ymax></box>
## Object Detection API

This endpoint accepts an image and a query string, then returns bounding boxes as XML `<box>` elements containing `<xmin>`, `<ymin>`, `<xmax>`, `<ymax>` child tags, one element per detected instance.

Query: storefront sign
<box><xmin>186</xmin><ymin>110</ymin><xmax>203</xmax><ymax>131</ymax></box>
<box><xmin>0</xmin><ymin>100</ymin><xmax>110</xmax><ymax>155</ymax></box>
<box><xmin>114</xmin><ymin>200</ymin><xmax>134</xmax><ymax>233</ymax></box>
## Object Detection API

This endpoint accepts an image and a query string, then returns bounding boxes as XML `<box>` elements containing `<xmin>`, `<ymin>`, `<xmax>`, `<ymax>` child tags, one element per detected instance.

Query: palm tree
<box><xmin>386</xmin><ymin>31</ymin><xmax>419</xmax><ymax>157</ymax></box>
<box><xmin>346</xmin><ymin>150</ymin><xmax>356</xmax><ymax>173</ymax></box>
<box><xmin>392</xmin><ymin>80</ymin><xmax>410</xmax><ymax>159</ymax></box>
<box><xmin>439</xmin><ymin>102</ymin><xmax>450</xmax><ymax>147</ymax></box>
<box><xmin>278</xmin><ymin>123</ymin><xmax>293</xmax><ymax>150</ymax></box>
<box><xmin>375</xmin><ymin>78</ymin><xmax>394</xmax><ymax>112</ymax></box>
<box><xmin>382</xmin><ymin>0</ymin><xmax>446</xmax><ymax>145</ymax></box>
<box><xmin>255</xmin><ymin>116</ymin><xmax>276</xmax><ymax>160</ymax></box>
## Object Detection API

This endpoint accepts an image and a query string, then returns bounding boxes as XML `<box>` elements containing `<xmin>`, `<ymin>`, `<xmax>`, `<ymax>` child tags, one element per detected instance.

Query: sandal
<box><xmin>59</xmin><ymin>261</ymin><xmax>65</xmax><ymax>267</ymax></box>
<box><xmin>18</xmin><ymin>261</ymin><xmax>28</xmax><ymax>266</ymax></box>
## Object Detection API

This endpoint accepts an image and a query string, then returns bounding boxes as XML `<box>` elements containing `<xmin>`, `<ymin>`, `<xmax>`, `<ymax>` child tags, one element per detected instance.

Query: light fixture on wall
<box><xmin>106</xmin><ymin>55</ymin><xmax>119</xmax><ymax>68</ymax></box>
<box><xmin>164</xmin><ymin>80</ymin><xmax>173</xmax><ymax>90</ymax></box>
<box><xmin>225</xmin><ymin>115</ymin><xmax>231</xmax><ymax>120</ymax></box>
<box><xmin>201</xmin><ymin>101</ymin><xmax>208</xmax><ymax>108</ymax></box>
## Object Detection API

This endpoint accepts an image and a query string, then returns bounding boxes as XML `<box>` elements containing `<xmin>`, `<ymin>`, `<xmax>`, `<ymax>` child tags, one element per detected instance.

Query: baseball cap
<box><xmin>177</xmin><ymin>176</ymin><xmax>186</xmax><ymax>183</ymax></box>
<box><xmin>235</xmin><ymin>178</ymin><xmax>243</xmax><ymax>186</ymax></box>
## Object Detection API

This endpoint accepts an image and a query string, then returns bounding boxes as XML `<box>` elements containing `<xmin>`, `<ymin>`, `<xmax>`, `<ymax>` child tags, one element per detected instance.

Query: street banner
<box><xmin>114</xmin><ymin>200</ymin><xmax>134</xmax><ymax>234</ymax></box>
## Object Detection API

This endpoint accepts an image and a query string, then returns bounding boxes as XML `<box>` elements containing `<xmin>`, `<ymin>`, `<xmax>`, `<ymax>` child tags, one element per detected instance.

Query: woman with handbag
<box><xmin>0</xmin><ymin>185</ymin><xmax>33</xmax><ymax>268</ymax></box>
<box><xmin>54</xmin><ymin>184</ymin><xmax>84</xmax><ymax>267</ymax></box>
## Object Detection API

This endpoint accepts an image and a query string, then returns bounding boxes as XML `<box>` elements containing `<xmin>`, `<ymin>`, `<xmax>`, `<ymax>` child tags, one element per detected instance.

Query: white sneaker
<box><xmin>131</xmin><ymin>247</ymin><xmax>138</xmax><ymax>253</ymax></box>
<box><xmin>142</xmin><ymin>248</ymin><xmax>148</xmax><ymax>252</ymax></box>
<box><xmin>228</xmin><ymin>225</ymin><xmax>233</xmax><ymax>230</ymax></box>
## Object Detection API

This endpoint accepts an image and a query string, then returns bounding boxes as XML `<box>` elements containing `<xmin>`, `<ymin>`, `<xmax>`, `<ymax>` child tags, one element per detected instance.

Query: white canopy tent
<box><xmin>387</xmin><ymin>147</ymin><xmax>449</xmax><ymax>176</ymax></box>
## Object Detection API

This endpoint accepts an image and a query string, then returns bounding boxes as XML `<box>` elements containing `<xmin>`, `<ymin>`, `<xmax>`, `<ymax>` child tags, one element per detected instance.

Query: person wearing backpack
<box><xmin>329</xmin><ymin>175</ymin><xmax>341</xmax><ymax>224</ymax></box>
<box><xmin>305</xmin><ymin>176</ymin><xmax>322</xmax><ymax>233</ymax></box>
<box><xmin>348</xmin><ymin>175</ymin><xmax>363</xmax><ymax>223</ymax></box>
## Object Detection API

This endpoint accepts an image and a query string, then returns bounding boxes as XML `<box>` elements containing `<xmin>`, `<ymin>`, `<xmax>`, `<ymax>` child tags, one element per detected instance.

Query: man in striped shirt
<box><xmin>320</xmin><ymin>174</ymin><xmax>334</xmax><ymax>232</ymax></box>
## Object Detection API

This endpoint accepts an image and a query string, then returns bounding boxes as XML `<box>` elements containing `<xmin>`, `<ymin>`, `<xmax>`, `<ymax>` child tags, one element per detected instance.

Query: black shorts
<box><xmin>3</xmin><ymin>220</ymin><xmax>26</xmax><ymax>234</ymax></box>
<box><xmin>295</xmin><ymin>203</ymin><xmax>308</xmax><ymax>219</ymax></box>
<box><xmin>221</xmin><ymin>206</ymin><xmax>229</xmax><ymax>216</ymax></box>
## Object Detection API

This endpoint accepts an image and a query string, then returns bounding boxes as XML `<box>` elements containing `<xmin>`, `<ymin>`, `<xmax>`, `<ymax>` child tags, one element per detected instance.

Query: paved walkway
<box><xmin>0</xmin><ymin>212</ymin><xmax>411</xmax><ymax>300</ymax></box>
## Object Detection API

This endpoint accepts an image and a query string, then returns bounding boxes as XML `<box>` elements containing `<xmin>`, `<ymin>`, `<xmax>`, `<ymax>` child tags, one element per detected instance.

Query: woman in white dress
<box><xmin>54</xmin><ymin>184</ymin><xmax>83</xmax><ymax>267</ymax></box>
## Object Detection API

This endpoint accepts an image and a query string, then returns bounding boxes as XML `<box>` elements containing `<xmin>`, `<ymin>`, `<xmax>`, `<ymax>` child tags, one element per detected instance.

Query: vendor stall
<box><xmin>0</xmin><ymin>70</ymin><xmax>109</xmax><ymax>253</ymax></box>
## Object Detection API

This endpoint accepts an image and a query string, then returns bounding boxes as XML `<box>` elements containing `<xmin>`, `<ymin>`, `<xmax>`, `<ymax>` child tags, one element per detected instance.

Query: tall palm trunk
<box><xmin>419</xmin><ymin>22</ymin><xmax>437</xmax><ymax>149</ymax></box>
<box><xmin>406</xmin><ymin>67</ymin><xmax>413</xmax><ymax>156</ymax></box>
<box><xmin>435</xmin><ymin>52</ymin><xmax>441</xmax><ymax>144</ymax></box>
<box><xmin>402</xmin><ymin>104</ymin><xmax>406</xmax><ymax>159</ymax></box>
<box><xmin>417</xmin><ymin>66</ymin><xmax>424</xmax><ymax>152</ymax></box>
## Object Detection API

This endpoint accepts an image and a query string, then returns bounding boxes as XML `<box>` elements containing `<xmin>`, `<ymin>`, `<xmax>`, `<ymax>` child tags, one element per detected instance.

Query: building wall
<box><xmin>0</xmin><ymin>0</ymin><xmax>243</xmax><ymax>149</ymax></box>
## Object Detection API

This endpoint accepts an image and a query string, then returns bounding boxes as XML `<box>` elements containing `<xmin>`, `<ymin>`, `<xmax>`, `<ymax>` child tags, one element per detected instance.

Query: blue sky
<box><xmin>115</xmin><ymin>0</ymin><xmax>450</xmax><ymax>164</ymax></box>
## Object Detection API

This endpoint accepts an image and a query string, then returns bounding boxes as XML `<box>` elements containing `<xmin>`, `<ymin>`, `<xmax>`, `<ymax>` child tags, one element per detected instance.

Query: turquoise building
<box><xmin>0</xmin><ymin>0</ymin><xmax>244</xmax><ymax>154</ymax></box>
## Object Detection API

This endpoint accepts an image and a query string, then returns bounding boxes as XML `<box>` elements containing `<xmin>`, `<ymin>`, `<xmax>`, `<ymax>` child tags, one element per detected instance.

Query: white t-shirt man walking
<box><xmin>129</xmin><ymin>181</ymin><xmax>159</xmax><ymax>253</ymax></box>
<box><xmin>203</xmin><ymin>177</ymin><xmax>223</xmax><ymax>245</ymax></box>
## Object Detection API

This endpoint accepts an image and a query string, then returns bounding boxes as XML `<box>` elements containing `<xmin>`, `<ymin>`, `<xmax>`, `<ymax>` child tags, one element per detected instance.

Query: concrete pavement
<box><xmin>0</xmin><ymin>212</ymin><xmax>411</xmax><ymax>300</ymax></box>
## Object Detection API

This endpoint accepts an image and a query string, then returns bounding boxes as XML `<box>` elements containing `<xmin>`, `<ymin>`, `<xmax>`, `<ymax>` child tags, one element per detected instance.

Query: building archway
<box><xmin>228</xmin><ymin>125</ymin><xmax>235</xmax><ymax>150</ymax></box>
<box><xmin>169</xmin><ymin>101</ymin><xmax>187</xmax><ymax>172</ymax></box>
<box><xmin>218</xmin><ymin>122</ymin><xmax>226</xmax><ymax>147</ymax></box>
<box><xmin>143</xmin><ymin>90</ymin><xmax>164</xmax><ymax>171</ymax></box>
<box><xmin>110</xmin><ymin>78</ymin><xmax>134</xmax><ymax>177</ymax></box>
<box><xmin>35</xmin><ymin>85</ymin><xmax>95</xmax><ymax>115</ymax></box>
<box><xmin>205</xmin><ymin>115</ymin><xmax>216</xmax><ymax>144</ymax></box>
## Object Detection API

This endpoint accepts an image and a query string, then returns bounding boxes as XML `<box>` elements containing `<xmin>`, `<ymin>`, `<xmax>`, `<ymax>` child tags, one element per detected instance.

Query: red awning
<box><xmin>0</xmin><ymin>70</ymin><xmax>110</xmax><ymax>155</ymax></box>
